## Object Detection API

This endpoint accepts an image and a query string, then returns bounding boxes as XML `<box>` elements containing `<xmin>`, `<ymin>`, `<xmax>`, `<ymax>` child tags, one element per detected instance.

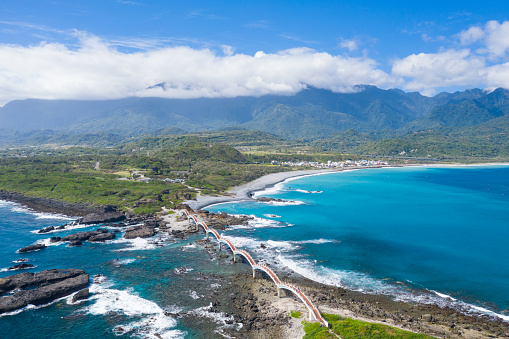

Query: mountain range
<box><xmin>1</xmin><ymin>85</ymin><xmax>508</xmax><ymax>157</ymax></box>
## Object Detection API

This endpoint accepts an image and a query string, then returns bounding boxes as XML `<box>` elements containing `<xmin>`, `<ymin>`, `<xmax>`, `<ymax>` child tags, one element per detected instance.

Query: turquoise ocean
<box><xmin>0</xmin><ymin>165</ymin><xmax>508</xmax><ymax>338</ymax></box>
<box><xmin>209</xmin><ymin>166</ymin><xmax>509</xmax><ymax>320</ymax></box>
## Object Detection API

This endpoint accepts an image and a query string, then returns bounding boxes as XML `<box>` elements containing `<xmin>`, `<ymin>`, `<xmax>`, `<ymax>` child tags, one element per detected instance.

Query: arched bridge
<box><xmin>180</xmin><ymin>210</ymin><xmax>330</xmax><ymax>328</ymax></box>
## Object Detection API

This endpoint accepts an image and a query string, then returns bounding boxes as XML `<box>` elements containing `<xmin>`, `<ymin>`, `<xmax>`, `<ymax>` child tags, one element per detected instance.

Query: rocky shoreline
<box><xmin>195</xmin><ymin>241</ymin><xmax>509</xmax><ymax>339</ymax></box>
<box><xmin>0</xmin><ymin>190</ymin><xmax>107</xmax><ymax>216</ymax></box>
<box><xmin>0</xmin><ymin>269</ymin><xmax>89</xmax><ymax>314</ymax></box>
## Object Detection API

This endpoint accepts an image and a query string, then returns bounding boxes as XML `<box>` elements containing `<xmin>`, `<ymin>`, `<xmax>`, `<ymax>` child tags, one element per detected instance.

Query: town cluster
<box><xmin>270</xmin><ymin>159</ymin><xmax>389</xmax><ymax>169</ymax></box>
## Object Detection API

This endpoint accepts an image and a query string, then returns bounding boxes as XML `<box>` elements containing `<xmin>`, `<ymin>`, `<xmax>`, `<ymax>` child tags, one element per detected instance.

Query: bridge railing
<box><xmin>221</xmin><ymin>239</ymin><xmax>237</xmax><ymax>252</ymax></box>
<box><xmin>186</xmin><ymin>211</ymin><xmax>329</xmax><ymax>328</ymax></box>
<box><xmin>235</xmin><ymin>249</ymin><xmax>256</xmax><ymax>266</ymax></box>
<box><xmin>256</xmin><ymin>264</ymin><xmax>281</xmax><ymax>284</ymax></box>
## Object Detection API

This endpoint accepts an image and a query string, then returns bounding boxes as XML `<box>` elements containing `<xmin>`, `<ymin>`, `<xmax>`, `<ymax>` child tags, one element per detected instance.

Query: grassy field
<box><xmin>303</xmin><ymin>314</ymin><xmax>437</xmax><ymax>339</ymax></box>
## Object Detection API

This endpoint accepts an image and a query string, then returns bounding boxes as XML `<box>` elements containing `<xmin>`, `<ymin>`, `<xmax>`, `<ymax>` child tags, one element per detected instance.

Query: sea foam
<box><xmin>85</xmin><ymin>281</ymin><xmax>185</xmax><ymax>338</ymax></box>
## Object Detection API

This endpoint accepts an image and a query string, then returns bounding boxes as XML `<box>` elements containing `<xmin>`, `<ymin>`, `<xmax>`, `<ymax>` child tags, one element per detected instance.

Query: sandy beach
<box><xmin>185</xmin><ymin>168</ymin><xmax>339</xmax><ymax>210</ymax></box>
<box><xmin>186</xmin><ymin>162</ymin><xmax>509</xmax><ymax>210</ymax></box>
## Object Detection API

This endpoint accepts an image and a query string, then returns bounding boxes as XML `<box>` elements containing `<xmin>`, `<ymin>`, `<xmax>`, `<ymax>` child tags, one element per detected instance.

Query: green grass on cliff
<box><xmin>303</xmin><ymin>314</ymin><xmax>437</xmax><ymax>339</ymax></box>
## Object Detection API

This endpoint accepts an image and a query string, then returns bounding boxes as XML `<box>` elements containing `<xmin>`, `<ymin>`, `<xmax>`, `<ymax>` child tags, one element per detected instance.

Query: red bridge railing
<box><xmin>181</xmin><ymin>210</ymin><xmax>329</xmax><ymax>328</ymax></box>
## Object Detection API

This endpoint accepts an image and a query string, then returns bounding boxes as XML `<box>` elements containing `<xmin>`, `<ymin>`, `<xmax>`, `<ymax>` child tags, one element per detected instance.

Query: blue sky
<box><xmin>0</xmin><ymin>0</ymin><xmax>509</xmax><ymax>104</ymax></box>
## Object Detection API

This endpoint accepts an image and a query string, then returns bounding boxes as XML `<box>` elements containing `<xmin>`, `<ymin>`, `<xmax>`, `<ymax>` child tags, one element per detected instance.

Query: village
<box><xmin>270</xmin><ymin>159</ymin><xmax>390</xmax><ymax>169</ymax></box>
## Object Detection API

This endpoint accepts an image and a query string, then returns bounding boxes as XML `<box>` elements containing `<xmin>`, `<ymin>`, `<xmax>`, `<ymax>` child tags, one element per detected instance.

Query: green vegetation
<box><xmin>303</xmin><ymin>314</ymin><xmax>437</xmax><ymax>339</ymax></box>
<box><xmin>0</xmin><ymin>140</ymin><xmax>299</xmax><ymax>214</ymax></box>
<box><xmin>290</xmin><ymin>310</ymin><xmax>303</xmax><ymax>318</ymax></box>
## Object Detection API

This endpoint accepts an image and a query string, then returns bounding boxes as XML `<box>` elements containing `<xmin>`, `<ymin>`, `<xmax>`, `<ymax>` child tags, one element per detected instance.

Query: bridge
<box><xmin>181</xmin><ymin>210</ymin><xmax>330</xmax><ymax>328</ymax></box>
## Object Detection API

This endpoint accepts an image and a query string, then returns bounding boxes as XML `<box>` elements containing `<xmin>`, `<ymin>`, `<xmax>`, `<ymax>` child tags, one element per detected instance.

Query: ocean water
<box><xmin>0</xmin><ymin>201</ymin><xmax>245</xmax><ymax>339</ymax></box>
<box><xmin>209</xmin><ymin>165</ymin><xmax>509</xmax><ymax>321</ymax></box>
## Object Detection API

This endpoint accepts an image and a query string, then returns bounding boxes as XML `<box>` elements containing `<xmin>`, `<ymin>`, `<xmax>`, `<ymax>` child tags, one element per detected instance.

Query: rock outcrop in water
<box><xmin>60</xmin><ymin>229</ymin><xmax>112</xmax><ymax>242</ymax></box>
<box><xmin>7</xmin><ymin>263</ymin><xmax>35</xmax><ymax>271</ymax></box>
<box><xmin>0</xmin><ymin>273</ymin><xmax>89</xmax><ymax>314</ymax></box>
<box><xmin>123</xmin><ymin>225</ymin><xmax>156</xmax><ymax>239</ymax></box>
<box><xmin>0</xmin><ymin>269</ymin><xmax>89</xmax><ymax>313</ymax></box>
<box><xmin>17</xmin><ymin>243</ymin><xmax>46</xmax><ymax>253</ymax></box>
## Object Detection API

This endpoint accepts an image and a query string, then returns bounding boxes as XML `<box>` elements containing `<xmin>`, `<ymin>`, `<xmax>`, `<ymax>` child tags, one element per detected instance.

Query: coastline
<box><xmin>1</xmin><ymin>163</ymin><xmax>509</xmax><ymax>338</ymax></box>
<box><xmin>187</xmin><ymin>162</ymin><xmax>509</xmax><ymax>210</ymax></box>
<box><xmin>185</xmin><ymin>168</ymin><xmax>339</xmax><ymax>210</ymax></box>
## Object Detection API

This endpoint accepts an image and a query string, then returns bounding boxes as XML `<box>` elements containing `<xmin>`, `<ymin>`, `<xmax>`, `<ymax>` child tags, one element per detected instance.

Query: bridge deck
<box><xmin>182</xmin><ymin>210</ymin><xmax>329</xmax><ymax>328</ymax></box>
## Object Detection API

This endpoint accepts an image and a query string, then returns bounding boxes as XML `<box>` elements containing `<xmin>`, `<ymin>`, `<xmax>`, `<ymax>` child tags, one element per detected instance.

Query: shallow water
<box><xmin>209</xmin><ymin>166</ymin><xmax>509</xmax><ymax>320</ymax></box>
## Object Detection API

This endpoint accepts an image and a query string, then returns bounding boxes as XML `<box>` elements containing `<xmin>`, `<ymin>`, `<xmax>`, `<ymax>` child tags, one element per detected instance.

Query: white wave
<box><xmin>8</xmin><ymin>205</ymin><xmax>73</xmax><ymax>220</ymax></box>
<box><xmin>263</xmin><ymin>214</ymin><xmax>281</xmax><ymax>218</ymax></box>
<box><xmin>252</xmin><ymin>171</ymin><xmax>335</xmax><ymax>199</ymax></box>
<box><xmin>0</xmin><ymin>291</ymin><xmax>74</xmax><ymax>318</ymax></box>
<box><xmin>468</xmin><ymin>305</ymin><xmax>509</xmax><ymax>322</ymax></box>
<box><xmin>278</xmin><ymin>255</ymin><xmax>509</xmax><ymax>323</ymax></box>
<box><xmin>181</xmin><ymin>243</ymin><xmax>197</xmax><ymax>249</ymax></box>
<box><xmin>266</xmin><ymin>240</ymin><xmax>299</xmax><ymax>252</ymax></box>
<box><xmin>111</xmin><ymin>235</ymin><xmax>169</xmax><ymax>252</ymax></box>
<box><xmin>35</xmin><ymin>238</ymin><xmax>64</xmax><ymax>247</ymax></box>
<box><xmin>85</xmin><ymin>282</ymin><xmax>185</xmax><ymax>339</ymax></box>
<box><xmin>262</xmin><ymin>200</ymin><xmax>305</xmax><ymax>206</ymax></box>
<box><xmin>291</xmin><ymin>239</ymin><xmax>340</xmax><ymax>245</ymax></box>
<box><xmin>427</xmin><ymin>290</ymin><xmax>509</xmax><ymax>322</ymax></box>
<box><xmin>431</xmin><ymin>290</ymin><xmax>457</xmax><ymax>301</ymax></box>
<box><xmin>12</xmin><ymin>259</ymin><xmax>29</xmax><ymax>263</ymax></box>
<box><xmin>252</xmin><ymin>182</ymin><xmax>286</xmax><ymax>198</ymax></box>
<box><xmin>277</xmin><ymin>255</ymin><xmax>390</xmax><ymax>292</ymax></box>
<box><xmin>248</xmin><ymin>216</ymin><xmax>290</xmax><ymax>228</ymax></box>
<box><xmin>0</xmin><ymin>200</ymin><xmax>16</xmax><ymax>208</ymax></box>
<box><xmin>190</xmin><ymin>303</ymin><xmax>241</xmax><ymax>330</ymax></box>
<box><xmin>189</xmin><ymin>291</ymin><xmax>202</xmax><ymax>300</ymax></box>
<box><xmin>0</xmin><ymin>265</ymin><xmax>37</xmax><ymax>273</ymax></box>
<box><xmin>29</xmin><ymin>223</ymin><xmax>92</xmax><ymax>234</ymax></box>
<box><xmin>117</xmin><ymin>258</ymin><xmax>136</xmax><ymax>265</ymax></box>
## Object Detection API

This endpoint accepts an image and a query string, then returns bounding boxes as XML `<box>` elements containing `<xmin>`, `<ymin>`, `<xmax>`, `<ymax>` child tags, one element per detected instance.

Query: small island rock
<box><xmin>18</xmin><ymin>243</ymin><xmax>46</xmax><ymax>253</ymax></box>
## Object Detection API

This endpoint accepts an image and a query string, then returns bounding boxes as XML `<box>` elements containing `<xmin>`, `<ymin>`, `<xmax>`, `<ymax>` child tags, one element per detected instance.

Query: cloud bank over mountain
<box><xmin>1</xmin><ymin>20</ymin><xmax>509</xmax><ymax>105</ymax></box>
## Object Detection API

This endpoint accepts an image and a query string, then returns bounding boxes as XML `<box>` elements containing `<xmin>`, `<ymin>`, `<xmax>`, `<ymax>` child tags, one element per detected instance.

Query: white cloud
<box><xmin>391</xmin><ymin>49</ymin><xmax>485</xmax><ymax>95</ymax></box>
<box><xmin>483</xmin><ymin>20</ymin><xmax>509</xmax><ymax>59</ymax></box>
<box><xmin>221</xmin><ymin>45</ymin><xmax>235</xmax><ymax>56</ymax></box>
<box><xmin>0</xmin><ymin>35</ymin><xmax>398</xmax><ymax>105</ymax></box>
<box><xmin>339</xmin><ymin>38</ymin><xmax>359</xmax><ymax>52</ymax></box>
<box><xmin>458</xmin><ymin>26</ymin><xmax>484</xmax><ymax>45</ymax></box>
<box><xmin>457</xmin><ymin>20</ymin><xmax>509</xmax><ymax>59</ymax></box>
<box><xmin>483</xmin><ymin>62</ymin><xmax>509</xmax><ymax>89</ymax></box>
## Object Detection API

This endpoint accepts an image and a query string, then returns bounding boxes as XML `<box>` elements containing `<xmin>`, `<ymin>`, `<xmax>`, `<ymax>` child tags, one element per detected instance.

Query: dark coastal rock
<box><xmin>13</xmin><ymin>259</ymin><xmax>28</xmax><ymax>263</ymax></box>
<box><xmin>38</xmin><ymin>226</ymin><xmax>55</xmax><ymax>234</ymax></box>
<box><xmin>18</xmin><ymin>243</ymin><xmax>46</xmax><ymax>253</ymax></box>
<box><xmin>69</xmin><ymin>241</ymin><xmax>82</xmax><ymax>247</ymax></box>
<box><xmin>71</xmin><ymin>288</ymin><xmax>89</xmax><ymax>303</ymax></box>
<box><xmin>124</xmin><ymin>226</ymin><xmax>156</xmax><ymax>239</ymax></box>
<box><xmin>0</xmin><ymin>269</ymin><xmax>86</xmax><ymax>295</ymax></box>
<box><xmin>89</xmin><ymin>233</ymin><xmax>115</xmax><ymax>242</ymax></box>
<box><xmin>176</xmin><ymin>203</ymin><xmax>193</xmax><ymax>211</ymax></box>
<box><xmin>144</xmin><ymin>218</ymin><xmax>161</xmax><ymax>227</ymax></box>
<box><xmin>50</xmin><ymin>237</ymin><xmax>61</xmax><ymax>243</ymax></box>
<box><xmin>8</xmin><ymin>263</ymin><xmax>34</xmax><ymax>271</ymax></box>
<box><xmin>61</xmin><ymin>229</ymin><xmax>111</xmax><ymax>242</ymax></box>
<box><xmin>0</xmin><ymin>190</ymin><xmax>103</xmax><ymax>216</ymax></box>
<box><xmin>77</xmin><ymin>211</ymin><xmax>125</xmax><ymax>225</ymax></box>
<box><xmin>256</xmin><ymin>197</ymin><xmax>285</xmax><ymax>203</ymax></box>
<box><xmin>0</xmin><ymin>273</ymin><xmax>89</xmax><ymax>314</ymax></box>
